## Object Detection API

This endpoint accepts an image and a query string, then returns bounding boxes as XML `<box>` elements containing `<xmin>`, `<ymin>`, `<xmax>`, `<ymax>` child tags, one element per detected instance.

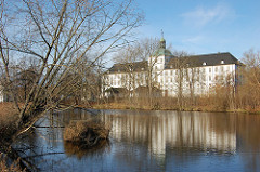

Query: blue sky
<box><xmin>135</xmin><ymin>0</ymin><xmax>260</xmax><ymax>60</ymax></box>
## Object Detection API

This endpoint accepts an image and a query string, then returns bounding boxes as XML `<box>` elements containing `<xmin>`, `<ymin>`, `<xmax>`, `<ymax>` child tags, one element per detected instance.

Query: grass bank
<box><xmin>78</xmin><ymin>102</ymin><xmax>260</xmax><ymax>114</ymax></box>
<box><xmin>0</xmin><ymin>103</ymin><xmax>23</xmax><ymax>171</ymax></box>
<box><xmin>0</xmin><ymin>102</ymin><xmax>41</xmax><ymax>171</ymax></box>
<box><xmin>0</xmin><ymin>103</ymin><xmax>20</xmax><ymax>143</ymax></box>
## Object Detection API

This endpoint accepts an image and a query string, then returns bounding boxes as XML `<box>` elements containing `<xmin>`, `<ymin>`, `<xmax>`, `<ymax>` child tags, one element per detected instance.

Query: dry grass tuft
<box><xmin>63</xmin><ymin>120</ymin><xmax>110</xmax><ymax>147</ymax></box>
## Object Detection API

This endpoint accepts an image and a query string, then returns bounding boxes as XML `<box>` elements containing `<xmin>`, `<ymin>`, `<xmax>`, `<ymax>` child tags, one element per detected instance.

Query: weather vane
<box><xmin>161</xmin><ymin>29</ymin><xmax>164</xmax><ymax>38</ymax></box>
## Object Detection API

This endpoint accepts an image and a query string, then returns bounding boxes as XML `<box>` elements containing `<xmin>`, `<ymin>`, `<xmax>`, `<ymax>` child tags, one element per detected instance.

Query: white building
<box><xmin>103</xmin><ymin>35</ymin><xmax>242</xmax><ymax>97</ymax></box>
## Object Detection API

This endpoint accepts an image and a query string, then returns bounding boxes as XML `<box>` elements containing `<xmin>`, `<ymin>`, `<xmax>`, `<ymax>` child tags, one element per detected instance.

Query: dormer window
<box><xmin>170</xmin><ymin>65</ymin><xmax>173</xmax><ymax>68</ymax></box>
<box><xmin>203</xmin><ymin>62</ymin><xmax>207</xmax><ymax>66</ymax></box>
<box><xmin>141</xmin><ymin>68</ymin><xmax>144</xmax><ymax>71</ymax></box>
<box><xmin>118</xmin><ymin>69</ymin><xmax>120</xmax><ymax>72</ymax></box>
<box><xmin>221</xmin><ymin>60</ymin><xmax>224</xmax><ymax>64</ymax></box>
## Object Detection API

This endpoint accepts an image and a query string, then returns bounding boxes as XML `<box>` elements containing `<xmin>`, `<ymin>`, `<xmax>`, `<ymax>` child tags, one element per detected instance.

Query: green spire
<box><xmin>153</xmin><ymin>30</ymin><xmax>173</xmax><ymax>56</ymax></box>
<box><xmin>159</xmin><ymin>30</ymin><xmax>166</xmax><ymax>49</ymax></box>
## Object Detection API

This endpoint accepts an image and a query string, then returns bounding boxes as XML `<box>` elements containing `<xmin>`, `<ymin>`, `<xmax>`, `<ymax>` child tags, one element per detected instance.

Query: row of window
<box><xmin>160</xmin><ymin>82</ymin><xmax>215</xmax><ymax>90</ymax></box>
<box><xmin>159</xmin><ymin>73</ymin><xmax>233</xmax><ymax>83</ymax></box>
<box><xmin>108</xmin><ymin>78</ymin><xmax>146</xmax><ymax>86</ymax></box>
<box><xmin>107</xmin><ymin>73</ymin><xmax>233</xmax><ymax>86</ymax></box>
<box><xmin>157</xmin><ymin>65</ymin><xmax>232</xmax><ymax>76</ymax></box>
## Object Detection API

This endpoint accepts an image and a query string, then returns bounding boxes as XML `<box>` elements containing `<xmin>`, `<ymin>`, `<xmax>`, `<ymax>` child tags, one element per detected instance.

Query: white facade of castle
<box><xmin>103</xmin><ymin>37</ymin><xmax>239</xmax><ymax>97</ymax></box>
<box><xmin>151</xmin><ymin>61</ymin><xmax>236</xmax><ymax>96</ymax></box>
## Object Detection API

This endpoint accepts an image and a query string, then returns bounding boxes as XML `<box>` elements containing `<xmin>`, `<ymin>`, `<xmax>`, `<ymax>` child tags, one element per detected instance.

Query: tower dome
<box><xmin>153</xmin><ymin>31</ymin><xmax>173</xmax><ymax>56</ymax></box>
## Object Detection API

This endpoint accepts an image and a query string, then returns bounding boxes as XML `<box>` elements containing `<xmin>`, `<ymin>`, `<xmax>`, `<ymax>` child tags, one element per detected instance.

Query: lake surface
<box><xmin>14</xmin><ymin>109</ymin><xmax>260</xmax><ymax>172</ymax></box>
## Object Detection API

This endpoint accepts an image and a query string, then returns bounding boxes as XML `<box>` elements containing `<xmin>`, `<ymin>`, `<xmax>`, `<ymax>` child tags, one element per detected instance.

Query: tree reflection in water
<box><xmin>64</xmin><ymin>140</ymin><xmax>110</xmax><ymax>159</ymax></box>
<box><xmin>13</xmin><ymin>109</ymin><xmax>260</xmax><ymax>172</ymax></box>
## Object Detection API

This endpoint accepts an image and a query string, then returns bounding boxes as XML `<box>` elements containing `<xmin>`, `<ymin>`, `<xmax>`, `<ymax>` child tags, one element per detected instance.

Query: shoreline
<box><xmin>76</xmin><ymin>103</ymin><xmax>260</xmax><ymax>114</ymax></box>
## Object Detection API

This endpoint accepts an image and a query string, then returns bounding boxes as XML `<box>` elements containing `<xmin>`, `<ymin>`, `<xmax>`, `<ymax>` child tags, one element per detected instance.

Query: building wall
<box><xmin>103</xmin><ymin>60</ymin><xmax>237</xmax><ymax>97</ymax></box>
<box><xmin>103</xmin><ymin>71</ymin><xmax>148</xmax><ymax>94</ymax></box>
<box><xmin>155</xmin><ymin>64</ymin><xmax>236</xmax><ymax>96</ymax></box>
<box><xmin>148</xmin><ymin>55</ymin><xmax>166</xmax><ymax>71</ymax></box>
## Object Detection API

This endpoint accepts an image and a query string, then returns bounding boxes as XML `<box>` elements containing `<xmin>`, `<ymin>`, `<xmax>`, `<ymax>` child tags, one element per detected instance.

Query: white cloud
<box><xmin>182</xmin><ymin>3</ymin><xmax>234</xmax><ymax>28</ymax></box>
<box><xmin>182</xmin><ymin>36</ymin><xmax>205</xmax><ymax>44</ymax></box>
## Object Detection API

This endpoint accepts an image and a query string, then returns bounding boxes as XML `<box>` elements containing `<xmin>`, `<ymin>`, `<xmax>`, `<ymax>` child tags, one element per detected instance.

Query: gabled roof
<box><xmin>107</xmin><ymin>61</ymin><xmax>148</xmax><ymax>74</ymax></box>
<box><xmin>166</xmin><ymin>52</ymin><xmax>239</xmax><ymax>69</ymax></box>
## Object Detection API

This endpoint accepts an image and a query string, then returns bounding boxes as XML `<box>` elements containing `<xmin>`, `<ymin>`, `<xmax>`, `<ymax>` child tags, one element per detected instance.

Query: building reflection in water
<box><xmin>101</xmin><ymin>110</ymin><xmax>237</xmax><ymax>161</ymax></box>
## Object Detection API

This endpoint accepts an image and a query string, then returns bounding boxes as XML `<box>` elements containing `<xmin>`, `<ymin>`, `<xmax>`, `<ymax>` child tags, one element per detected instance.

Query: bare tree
<box><xmin>184</xmin><ymin>66</ymin><xmax>200</xmax><ymax>106</ymax></box>
<box><xmin>239</xmin><ymin>49</ymin><xmax>260</xmax><ymax>110</ymax></box>
<box><xmin>0</xmin><ymin>0</ymin><xmax>143</xmax><ymax>122</ymax></box>
<box><xmin>171</xmin><ymin>51</ymin><xmax>189</xmax><ymax>109</ymax></box>
<box><xmin>112</xmin><ymin>38</ymin><xmax>159</xmax><ymax>105</ymax></box>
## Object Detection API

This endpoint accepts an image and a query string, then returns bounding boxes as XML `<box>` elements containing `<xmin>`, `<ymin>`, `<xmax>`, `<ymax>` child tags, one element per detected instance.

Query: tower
<box><xmin>148</xmin><ymin>31</ymin><xmax>173</xmax><ymax>71</ymax></box>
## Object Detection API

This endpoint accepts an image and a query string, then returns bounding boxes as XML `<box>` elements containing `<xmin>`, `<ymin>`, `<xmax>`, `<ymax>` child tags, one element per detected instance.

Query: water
<box><xmin>14</xmin><ymin>108</ymin><xmax>260</xmax><ymax>172</ymax></box>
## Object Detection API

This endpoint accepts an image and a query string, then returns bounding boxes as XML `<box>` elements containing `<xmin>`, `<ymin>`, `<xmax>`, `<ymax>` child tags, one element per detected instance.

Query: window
<box><xmin>122</xmin><ymin>75</ymin><xmax>126</xmax><ymax>82</ymax></box>
<box><xmin>209</xmin><ymin>68</ymin><xmax>211</xmax><ymax>72</ymax></box>
<box><xmin>227</xmin><ymin>66</ymin><xmax>230</xmax><ymax>71</ymax></box>
<box><xmin>215</xmin><ymin>67</ymin><xmax>218</xmax><ymax>72</ymax></box>
<box><xmin>209</xmin><ymin>76</ymin><xmax>211</xmax><ymax>81</ymax></box>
